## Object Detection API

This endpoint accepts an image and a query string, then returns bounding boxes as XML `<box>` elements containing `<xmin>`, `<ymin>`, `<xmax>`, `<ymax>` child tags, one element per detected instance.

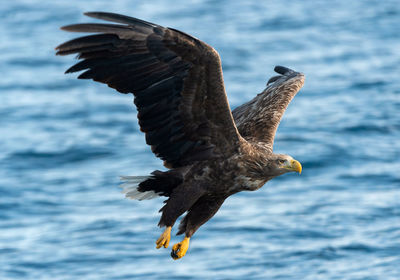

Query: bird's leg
<box><xmin>170</xmin><ymin>195</ymin><xmax>226</xmax><ymax>260</ymax></box>
<box><xmin>156</xmin><ymin>226</ymin><xmax>171</xmax><ymax>249</ymax></box>
<box><xmin>171</xmin><ymin>236</ymin><xmax>190</xmax><ymax>260</ymax></box>
<box><xmin>156</xmin><ymin>184</ymin><xmax>205</xmax><ymax>252</ymax></box>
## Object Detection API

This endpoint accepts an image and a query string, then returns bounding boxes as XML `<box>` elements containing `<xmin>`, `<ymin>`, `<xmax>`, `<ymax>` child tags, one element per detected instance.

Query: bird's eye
<box><xmin>278</xmin><ymin>159</ymin><xmax>285</xmax><ymax>164</ymax></box>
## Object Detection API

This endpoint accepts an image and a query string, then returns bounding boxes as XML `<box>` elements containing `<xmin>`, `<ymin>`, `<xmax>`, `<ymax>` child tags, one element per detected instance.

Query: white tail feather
<box><xmin>120</xmin><ymin>175</ymin><xmax>160</xmax><ymax>201</ymax></box>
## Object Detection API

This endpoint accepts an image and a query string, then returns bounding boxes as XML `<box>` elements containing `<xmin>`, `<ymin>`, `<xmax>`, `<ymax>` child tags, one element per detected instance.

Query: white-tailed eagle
<box><xmin>56</xmin><ymin>12</ymin><xmax>305</xmax><ymax>260</ymax></box>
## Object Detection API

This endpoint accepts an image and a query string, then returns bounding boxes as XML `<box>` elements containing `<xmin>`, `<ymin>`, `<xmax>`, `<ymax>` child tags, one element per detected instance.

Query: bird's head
<box><xmin>267</xmin><ymin>154</ymin><xmax>302</xmax><ymax>176</ymax></box>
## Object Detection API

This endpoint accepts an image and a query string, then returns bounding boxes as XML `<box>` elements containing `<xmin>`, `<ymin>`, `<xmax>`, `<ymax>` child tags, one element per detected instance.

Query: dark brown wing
<box><xmin>232</xmin><ymin>66</ymin><xmax>305</xmax><ymax>150</ymax></box>
<box><xmin>56</xmin><ymin>12</ymin><xmax>242</xmax><ymax>168</ymax></box>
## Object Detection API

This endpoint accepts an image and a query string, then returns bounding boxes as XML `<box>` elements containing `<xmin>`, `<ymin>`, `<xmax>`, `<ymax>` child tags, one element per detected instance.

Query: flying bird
<box><xmin>56</xmin><ymin>12</ymin><xmax>305</xmax><ymax>260</ymax></box>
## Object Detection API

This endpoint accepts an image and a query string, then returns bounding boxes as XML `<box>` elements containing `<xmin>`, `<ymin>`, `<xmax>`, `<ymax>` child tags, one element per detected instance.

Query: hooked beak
<box><xmin>284</xmin><ymin>159</ymin><xmax>302</xmax><ymax>174</ymax></box>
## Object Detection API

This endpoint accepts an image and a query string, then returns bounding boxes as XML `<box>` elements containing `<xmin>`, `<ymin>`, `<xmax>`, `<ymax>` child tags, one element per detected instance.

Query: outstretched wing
<box><xmin>232</xmin><ymin>66</ymin><xmax>304</xmax><ymax>150</ymax></box>
<box><xmin>56</xmin><ymin>12</ymin><xmax>242</xmax><ymax>168</ymax></box>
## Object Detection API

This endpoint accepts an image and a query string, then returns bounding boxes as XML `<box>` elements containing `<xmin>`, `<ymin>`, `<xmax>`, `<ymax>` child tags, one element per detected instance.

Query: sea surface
<box><xmin>1</xmin><ymin>0</ymin><xmax>399</xmax><ymax>279</ymax></box>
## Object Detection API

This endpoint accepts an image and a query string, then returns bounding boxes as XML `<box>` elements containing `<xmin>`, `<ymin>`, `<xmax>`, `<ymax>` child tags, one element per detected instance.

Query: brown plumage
<box><xmin>56</xmin><ymin>12</ymin><xmax>305</xmax><ymax>260</ymax></box>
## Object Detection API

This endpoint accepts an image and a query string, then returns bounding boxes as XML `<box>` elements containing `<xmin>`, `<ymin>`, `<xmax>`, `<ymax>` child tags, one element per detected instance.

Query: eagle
<box><xmin>56</xmin><ymin>12</ymin><xmax>305</xmax><ymax>260</ymax></box>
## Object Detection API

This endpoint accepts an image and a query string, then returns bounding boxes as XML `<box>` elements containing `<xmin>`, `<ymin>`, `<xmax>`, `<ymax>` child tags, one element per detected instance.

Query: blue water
<box><xmin>1</xmin><ymin>0</ymin><xmax>400</xmax><ymax>279</ymax></box>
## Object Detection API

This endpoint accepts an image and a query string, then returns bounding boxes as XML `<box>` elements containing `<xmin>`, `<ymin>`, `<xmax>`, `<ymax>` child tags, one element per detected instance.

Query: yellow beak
<box><xmin>286</xmin><ymin>159</ymin><xmax>302</xmax><ymax>174</ymax></box>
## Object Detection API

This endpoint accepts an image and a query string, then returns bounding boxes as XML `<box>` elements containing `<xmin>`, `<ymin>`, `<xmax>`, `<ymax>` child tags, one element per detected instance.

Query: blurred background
<box><xmin>1</xmin><ymin>0</ymin><xmax>399</xmax><ymax>279</ymax></box>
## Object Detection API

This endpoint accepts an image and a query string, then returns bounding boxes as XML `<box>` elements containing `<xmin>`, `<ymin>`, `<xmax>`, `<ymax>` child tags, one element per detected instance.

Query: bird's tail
<box><xmin>120</xmin><ymin>170</ymin><xmax>182</xmax><ymax>201</ymax></box>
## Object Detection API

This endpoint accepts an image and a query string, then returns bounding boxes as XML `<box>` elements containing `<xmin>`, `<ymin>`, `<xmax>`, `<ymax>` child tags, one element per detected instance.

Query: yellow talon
<box><xmin>156</xmin><ymin>226</ymin><xmax>171</xmax><ymax>249</ymax></box>
<box><xmin>171</xmin><ymin>236</ymin><xmax>190</xmax><ymax>260</ymax></box>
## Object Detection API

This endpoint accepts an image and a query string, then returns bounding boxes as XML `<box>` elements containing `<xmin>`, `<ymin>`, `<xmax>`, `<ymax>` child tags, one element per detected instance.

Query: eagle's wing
<box><xmin>56</xmin><ymin>12</ymin><xmax>242</xmax><ymax>168</ymax></box>
<box><xmin>232</xmin><ymin>66</ymin><xmax>305</xmax><ymax>151</ymax></box>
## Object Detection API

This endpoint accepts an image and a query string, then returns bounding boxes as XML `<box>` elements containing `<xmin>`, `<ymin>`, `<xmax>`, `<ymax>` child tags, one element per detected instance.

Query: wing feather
<box><xmin>232</xmin><ymin>66</ymin><xmax>305</xmax><ymax>150</ymax></box>
<box><xmin>56</xmin><ymin>12</ymin><xmax>242</xmax><ymax>168</ymax></box>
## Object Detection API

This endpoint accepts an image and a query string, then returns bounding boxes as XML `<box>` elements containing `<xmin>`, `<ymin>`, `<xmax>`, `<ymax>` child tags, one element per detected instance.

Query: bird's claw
<box><xmin>171</xmin><ymin>237</ymin><xmax>190</xmax><ymax>260</ymax></box>
<box><xmin>156</xmin><ymin>226</ymin><xmax>171</xmax><ymax>249</ymax></box>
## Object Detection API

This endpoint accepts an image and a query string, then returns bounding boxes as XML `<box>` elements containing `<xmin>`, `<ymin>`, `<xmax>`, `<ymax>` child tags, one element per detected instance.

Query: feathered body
<box><xmin>56</xmin><ymin>12</ymin><xmax>305</xmax><ymax>259</ymax></box>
